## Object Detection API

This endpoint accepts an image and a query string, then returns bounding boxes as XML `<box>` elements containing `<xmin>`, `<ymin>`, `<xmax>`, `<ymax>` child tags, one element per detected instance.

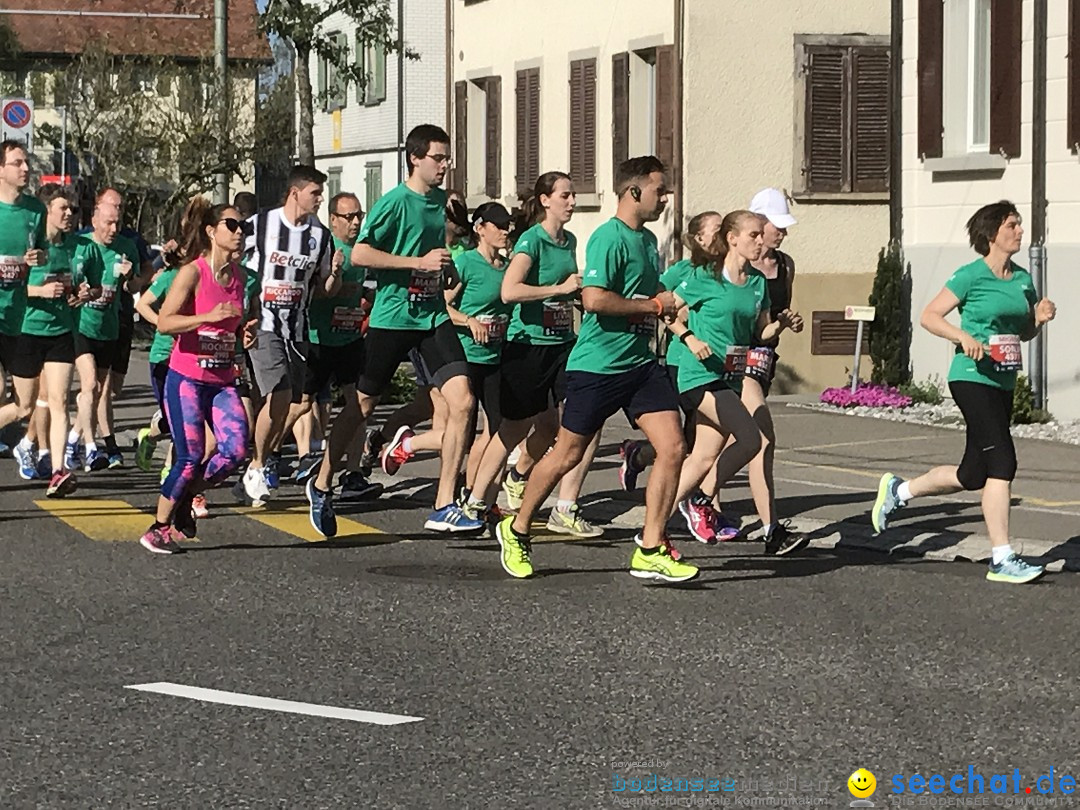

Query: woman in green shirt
<box><xmin>873</xmin><ymin>201</ymin><xmax>1056</xmax><ymax>585</ymax></box>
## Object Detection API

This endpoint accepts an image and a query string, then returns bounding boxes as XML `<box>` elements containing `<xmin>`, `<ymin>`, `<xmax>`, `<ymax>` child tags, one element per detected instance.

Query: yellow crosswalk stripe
<box><xmin>231</xmin><ymin>504</ymin><xmax>387</xmax><ymax>543</ymax></box>
<box><xmin>34</xmin><ymin>498</ymin><xmax>155</xmax><ymax>542</ymax></box>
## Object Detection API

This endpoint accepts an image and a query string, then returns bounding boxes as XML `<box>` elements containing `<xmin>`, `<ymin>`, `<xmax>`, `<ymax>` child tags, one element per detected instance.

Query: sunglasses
<box><xmin>218</xmin><ymin>218</ymin><xmax>241</xmax><ymax>232</ymax></box>
<box><xmin>333</xmin><ymin>211</ymin><xmax>362</xmax><ymax>222</ymax></box>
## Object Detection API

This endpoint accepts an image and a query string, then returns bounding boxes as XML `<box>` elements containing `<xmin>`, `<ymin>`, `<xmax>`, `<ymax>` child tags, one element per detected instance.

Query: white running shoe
<box><xmin>242</xmin><ymin>466</ymin><xmax>271</xmax><ymax>506</ymax></box>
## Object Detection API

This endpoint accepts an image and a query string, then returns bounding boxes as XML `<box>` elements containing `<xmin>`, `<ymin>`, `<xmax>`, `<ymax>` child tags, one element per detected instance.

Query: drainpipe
<box><xmin>673</xmin><ymin>0</ymin><xmax>685</xmax><ymax>260</ymax></box>
<box><xmin>397</xmin><ymin>0</ymin><xmax>406</xmax><ymax>184</ymax></box>
<box><xmin>445</xmin><ymin>0</ymin><xmax>453</xmax><ymax>161</ymax></box>
<box><xmin>1030</xmin><ymin>0</ymin><xmax>1048</xmax><ymax>409</ymax></box>
<box><xmin>889</xmin><ymin>0</ymin><xmax>902</xmax><ymax>244</ymax></box>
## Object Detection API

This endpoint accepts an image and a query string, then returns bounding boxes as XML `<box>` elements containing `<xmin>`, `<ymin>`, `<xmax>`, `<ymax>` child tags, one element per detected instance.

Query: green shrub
<box><xmin>384</xmin><ymin>365</ymin><xmax>418</xmax><ymax>405</ymax></box>
<box><xmin>867</xmin><ymin>241</ymin><xmax>912</xmax><ymax>387</ymax></box>
<box><xmin>1012</xmin><ymin>374</ymin><xmax>1053</xmax><ymax>425</ymax></box>
<box><xmin>898</xmin><ymin>376</ymin><xmax>944</xmax><ymax>406</ymax></box>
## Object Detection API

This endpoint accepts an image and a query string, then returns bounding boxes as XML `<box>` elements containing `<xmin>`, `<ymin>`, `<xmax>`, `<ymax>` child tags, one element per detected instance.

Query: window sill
<box><xmin>466</xmin><ymin>194</ymin><xmax>496</xmax><ymax>210</ymax></box>
<box><xmin>791</xmin><ymin>191</ymin><xmax>889</xmax><ymax>203</ymax></box>
<box><xmin>923</xmin><ymin>153</ymin><xmax>1007</xmax><ymax>173</ymax></box>
<box><xmin>574</xmin><ymin>192</ymin><xmax>602</xmax><ymax>210</ymax></box>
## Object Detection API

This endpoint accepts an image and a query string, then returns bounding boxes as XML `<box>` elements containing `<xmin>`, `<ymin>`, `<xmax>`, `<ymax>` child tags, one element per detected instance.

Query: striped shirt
<box><xmin>244</xmin><ymin>207</ymin><xmax>331</xmax><ymax>341</ymax></box>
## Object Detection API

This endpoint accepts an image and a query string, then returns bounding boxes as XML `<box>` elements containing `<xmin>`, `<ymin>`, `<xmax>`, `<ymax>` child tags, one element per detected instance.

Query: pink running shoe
<box><xmin>679</xmin><ymin>498</ymin><xmax>718</xmax><ymax>544</ymax></box>
<box><xmin>192</xmin><ymin>494</ymin><xmax>209</xmax><ymax>519</ymax></box>
<box><xmin>140</xmin><ymin>525</ymin><xmax>179</xmax><ymax>554</ymax></box>
<box><xmin>709</xmin><ymin>507</ymin><xmax>740</xmax><ymax>541</ymax></box>
<box><xmin>381</xmin><ymin>426</ymin><xmax>415</xmax><ymax>476</ymax></box>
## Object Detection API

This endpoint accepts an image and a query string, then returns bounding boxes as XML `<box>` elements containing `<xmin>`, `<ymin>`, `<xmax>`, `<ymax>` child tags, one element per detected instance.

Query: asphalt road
<box><xmin>2</xmin><ymin>351</ymin><xmax>1079</xmax><ymax>809</ymax></box>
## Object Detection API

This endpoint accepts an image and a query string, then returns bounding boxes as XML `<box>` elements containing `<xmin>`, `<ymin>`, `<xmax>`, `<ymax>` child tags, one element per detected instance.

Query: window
<box><xmin>515</xmin><ymin>67</ymin><xmax>540</xmax><ymax>197</ymax></box>
<box><xmin>178</xmin><ymin>74</ymin><xmax>205</xmax><ymax>113</ymax></box>
<box><xmin>327</xmin><ymin>167</ymin><xmax>342</xmax><ymax>200</ymax></box>
<box><xmin>569</xmin><ymin>58</ymin><xmax>597</xmax><ymax>194</ymax></box>
<box><xmin>318</xmin><ymin>31</ymin><xmax>349</xmax><ymax>112</ymax></box>
<box><xmin>794</xmin><ymin>35</ymin><xmax>890</xmax><ymax>196</ymax></box>
<box><xmin>26</xmin><ymin>71</ymin><xmax>47</xmax><ymax>106</ymax></box>
<box><xmin>612</xmin><ymin>46</ymin><xmax>675</xmax><ymax>181</ymax></box>
<box><xmin>356</xmin><ymin>33</ymin><xmax>387</xmax><ymax>106</ymax></box>
<box><xmin>456</xmin><ymin>76</ymin><xmax>502</xmax><ymax>199</ymax></box>
<box><xmin>365</xmin><ymin>162</ymin><xmax>383</xmax><ymax>213</ymax></box>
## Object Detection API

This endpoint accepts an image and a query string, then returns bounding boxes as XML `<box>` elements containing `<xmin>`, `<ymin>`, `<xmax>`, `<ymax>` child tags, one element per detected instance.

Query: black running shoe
<box><xmin>764</xmin><ymin>522</ymin><xmax>809</xmax><ymax>556</ymax></box>
<box><xmin>359</xmin><ymin>429</ymin><xmax>385</xmax><ymax>477</ymax></box>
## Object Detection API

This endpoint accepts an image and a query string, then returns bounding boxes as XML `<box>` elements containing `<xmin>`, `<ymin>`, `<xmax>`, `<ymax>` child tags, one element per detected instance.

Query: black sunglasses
<box><xmin>333</xmin><ymin>211</ymin><xmax>362</xmax><ymax>222</ymax></box>
<box><xmin>218</xmin><ymin>218</ymin><xmax>241</xmax><ymax>232</ymax></box>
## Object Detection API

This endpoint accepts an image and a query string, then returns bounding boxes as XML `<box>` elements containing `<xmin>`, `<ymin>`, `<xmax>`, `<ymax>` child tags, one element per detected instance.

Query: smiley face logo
<box><xmin>848</xmin><ymin>769</ymin><xmax>876</xmax><ymax>798</ymax></box>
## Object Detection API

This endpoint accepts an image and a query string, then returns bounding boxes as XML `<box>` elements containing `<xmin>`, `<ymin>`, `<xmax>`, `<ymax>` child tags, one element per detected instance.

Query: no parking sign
<box><xmin>1</xmin><ymin>98</ymin><xmax>34</xmax><ymax>154</ymax></box>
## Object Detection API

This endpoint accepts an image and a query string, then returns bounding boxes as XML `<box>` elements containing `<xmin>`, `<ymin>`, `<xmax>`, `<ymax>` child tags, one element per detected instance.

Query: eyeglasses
<box><xmin>3</xmin><ymin>159</ymin><xmax>28</xmax><ymax>168</ymax></box>
<box><xmin>427</xmin><ymin>154</ymin><xmax>451</xmax><ymax>166</ymax></box>
<box><xmin>218</xmin><ymin>218</ymin><xmax>241</xmax><ymax>232</ymax></box>
<box><xmin>332</xmin><ymin>211</ymin><xmax>362</xmax><ymax>222</ymax></box>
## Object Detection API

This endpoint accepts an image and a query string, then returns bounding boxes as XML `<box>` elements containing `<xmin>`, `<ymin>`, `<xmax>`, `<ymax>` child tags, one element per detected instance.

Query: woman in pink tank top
<box><xmin>138</xmin><ymin>198</ymin><xmax>252</xmax><ymax>554</ymax></box>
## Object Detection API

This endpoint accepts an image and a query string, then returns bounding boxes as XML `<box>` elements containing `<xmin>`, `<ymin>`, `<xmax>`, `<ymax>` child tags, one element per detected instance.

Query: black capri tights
<box><xmin>949</xmin><ymin>380</ymin><xmax>1017</xmax><ymax>490</ymax></box>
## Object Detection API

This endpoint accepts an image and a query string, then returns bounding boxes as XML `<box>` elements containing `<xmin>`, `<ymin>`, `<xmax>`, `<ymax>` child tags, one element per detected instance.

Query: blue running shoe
<box><xmin>36</xmin><ymin>452</ymin><xmax>53</xmax><ymax>479</ymax></box>
<box><xmin>871</xmin><ymin>472</ymin><xmax>905</xmax><ymax>534</ymax></box>
<box><xmin>293</xmin><ymin>452</ymin><xmax>322</xmax><ymax>485</ymax></box>
<box><xmin>338</xmin><ymin>470</ymin><xmax>383</xmax><ymax>500</ymax></box>
<box><xmin>424</xmin><ymin>503</ymin><xmax>484</xmax><ymax>533</ymax></box>
<box><xmin>987</xmin><ymin>553</ymin><xmax>1044</xmax><ymax>584</ymax></box>
<box><xmin>65</xmin><ymin>441</ymin><xmax>83</xmax><ymax>472</ymax></box>
<box><xmin>14</xmin><ymin>443</ymin><xmax>38</xmax><ymax>480</ymax></box>
<box><xmin>107</xmin><ymin>451</ymin><xmax>123</xmax><ymax>470</ymax></box>
<box><xmin>306</xmin><ymin>478</ymin><xmax>337</xmax><ymax>538</ymax></box>
<box><xmin>265</xmin><ymin>453</ymin><xmax>281</xmax><ymax>490</ymax></box>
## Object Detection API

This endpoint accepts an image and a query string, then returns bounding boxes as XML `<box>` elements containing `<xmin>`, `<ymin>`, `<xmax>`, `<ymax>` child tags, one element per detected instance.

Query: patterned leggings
<box><xmin>162</xmin><ymin>370</ymin><xmax>249</xmax><ymax>503</ymax></box>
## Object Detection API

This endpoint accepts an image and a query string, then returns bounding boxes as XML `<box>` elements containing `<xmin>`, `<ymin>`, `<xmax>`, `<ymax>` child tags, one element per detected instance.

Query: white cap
<box><xmin>749</xmin><ymin>187</ymin><xmax>797</xmax><ymax>229</ymax></box>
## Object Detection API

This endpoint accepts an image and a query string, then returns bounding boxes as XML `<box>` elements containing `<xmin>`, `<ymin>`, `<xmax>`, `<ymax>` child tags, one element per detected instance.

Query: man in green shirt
<box><xmin>306</xmin><ymin>124</ymin><xmax>483</xmax><ymax>538</ymax></box>
<box><xmin>495</xmin><ymin>156</ymin><xmax>698</xmax><ymax>583</ymax></box>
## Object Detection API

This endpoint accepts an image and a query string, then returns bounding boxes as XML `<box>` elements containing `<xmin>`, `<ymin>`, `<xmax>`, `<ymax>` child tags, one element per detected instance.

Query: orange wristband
<box><xmin>651</xmin><ymin>297</ymin><xmax>663</xmax><ymax>316</ymax></box>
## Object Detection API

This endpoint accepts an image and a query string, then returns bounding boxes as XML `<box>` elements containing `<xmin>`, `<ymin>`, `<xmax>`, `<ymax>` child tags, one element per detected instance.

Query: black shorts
<box><xmin>8</xmin><ymin>332</ymin><xmax>76</xmax><ymax>379</ymax></box>
<box><xmin>150</xmin><ymin>361</ymin><xmax>170</xmax><ymax>408</ymax></box>
<box><xmin>358</xmin><ymin>320</ymin><xmax>467</xmax><ymax>397</ymax></box>
<box><xmin>468</xmin><ymin>361</ymin><xmax>502</xmax><ymax>432</ymax></box>
<box><xmin>304</xmin><ymin>338</ymin><xmax>365</xmax><ymax>396</ymax></box>
<box><xmin>75</xmin><ymin>333</ymin><xmax>119</xmax><ymax>372</ymax></box>
<box><xmin>114</xmin><ymin>319</ymin><xmax>134</xmax><ymax>376</ymax></box>
<box><xmin>680</xmin><ymin>378</ymin><xmax>737</xmax><ymax>413</ymax></box>
<box><xmin>562</xmin><ymin>361</ymin><xmax>679</xmax><ymax>436</ymax></box>
<box><xmin>0</xmin><ymin>333</ymin><xmax>17</xmax><ymax>372</ymax></box>
<box><xmin>746</xmin><ymin>345</ymin><xmax>778</xmax><ymax>396</ymax></box>
<box><xmin>499</xmin><ymin>340</ymin><xmax>573</xmax><ymax>421</ymax></box>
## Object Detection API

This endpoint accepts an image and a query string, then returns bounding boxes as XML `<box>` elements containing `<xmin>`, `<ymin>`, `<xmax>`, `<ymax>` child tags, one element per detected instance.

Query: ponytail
<box><xmin>521</xmin><ymin>170</ymin><xmax>572</xmax><ymax>226</ymax></box>
<box><xmin>178</xmin><ymin>197</ymin><xmax>232</xmax><ymax>264</ymax></box>
<box><xmin>684</xmin><ymin>210</ymin><xmax>722</xmax><ymax>268</ymax></box>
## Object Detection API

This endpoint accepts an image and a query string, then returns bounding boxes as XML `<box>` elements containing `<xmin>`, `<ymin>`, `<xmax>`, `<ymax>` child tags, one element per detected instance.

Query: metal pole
<box><xmin>1030</xmin><ymin>0</ymin><xmax>1048</xmax><ymax>410</ymax></box>
<box><xmin>214</xmin><ymin>0</ymin><xmax>229</xmax><ymax>204</ymax></box>
<box><xmin>59</xmin><ymin>106</ymin><xmax>66</xmax><ymax>183</ymax></box>
<box><xmin>851</xmin><ymin>321</ymin><xmax>865</xmax><ymax>394</ymax></box>
<box><xmin>1029</xmin><ymin>244</ymin><xmax>1047</xmax><ymax>407</ymax></box>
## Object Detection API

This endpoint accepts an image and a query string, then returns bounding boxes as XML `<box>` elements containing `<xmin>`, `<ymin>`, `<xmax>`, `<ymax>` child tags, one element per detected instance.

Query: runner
<box><xmin>872</xmin><ymin>201</ymin><xmax>1056</xmax><ymax>584</ymax></box>
<box><xmin>239</xmin><ymin>165</ymin><xmax>336</xmax><ymax>506</ymax></box>
<box><xmin>306</xmin><ymin>124</ymin><xmax>483</xmax><ymax>537</ymax></box>
<box><xmin>669</xmin><ymin>210</ymin><xmax>806</xmax><ymax>555</ymax></box>
<box><xmin>139</xmin><ymin>200</ymin><xmax>249</xmax><ymax>553</ymax></box>
<box><xmin>443</xmin><ymin>202</ymin><xmax>515</xmax><ymax>507</ymax></box>
<box><xmin>461</xmin><ymin>172</ymin><xmax>603</xmax><ymax>538</ymax></box>
<box><xmin>494</xmin><ymin>156</ymin><xmax>698</xmax><ymax>582</ymax></box>
<box><xmin>299</xmin><ymin>191</ymin><xmax>381</xmax><ymax>500</ymax></box>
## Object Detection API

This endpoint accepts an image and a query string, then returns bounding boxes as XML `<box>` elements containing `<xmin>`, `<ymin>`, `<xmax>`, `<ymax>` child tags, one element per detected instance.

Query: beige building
<box><xmin>683</xmin><ymin>1</ymin><xmax>893</xmax><ymax>394</ymax></box>
<box><xmin>903</xmin><ymin>0</ymin><xmax>1080</xmax><ymax>420</ymax></box>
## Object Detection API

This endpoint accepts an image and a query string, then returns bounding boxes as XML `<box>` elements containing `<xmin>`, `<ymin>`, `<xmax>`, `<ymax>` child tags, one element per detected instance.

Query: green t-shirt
<box><xmin>676</xmin><ymin>268</ymin><xmax>770</xmax><ymax>395</ymax></box>
<box><xmin>23</xmin><ymin>233</ymin><xmax>78</xmax><ymax>337</ymax></box>
<box><xmin>0</xmin><ymin>193</ymin><xmax>47</xmax><ymax>336</ymax></box>
<box><xmin>448</xmin><ymin>241</ymin><xmax>468</xmax><ymax>261</ymax></box>
<box><xmin>506</xmin><ymin>223</ymin><xmax>579</xmax><ymax>345</ymax></box>
<box><xmin>308</xmin><ymin>235</ymin><xmax>367</xmax><ymax>346</ymax></box>
<box><xmin>147</xmin><ymin>267</ymin><xmax>179</xmax><ymax>364</ymax></box>
<box><xmin>451</xmin><ymin>249</ymin><xmax>514</xmax><ymax>365</ymax></box>
<box><xmin>659</xmin><ymin>259</ymin><xmax>698</xmax><ymax>369</ymax></box>
<box><xmin>360</xmin><ymin>183</ymin><xmax>449</xmax><ymax>331</ymax></box>
<box><xmin>945</xmin><ymin>258</ymin><xmax>1038</xmax><ymax>391</ymax></box>
<box><xmin>77</xmin><ymin>233</ymin><xmax>139</xmax><ymax>342</ymax></box>
<box><xmin>566</xmin><ymin>218</ymin><xmax>662</xmax><ymax>375</ymax></box>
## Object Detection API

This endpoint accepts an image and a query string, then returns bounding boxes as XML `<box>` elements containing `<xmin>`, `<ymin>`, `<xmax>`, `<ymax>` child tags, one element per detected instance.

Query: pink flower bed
<box><xmin>820</xmin><ymin>383</ymin><xmax>913</xmax><ymax>409</ymax></box>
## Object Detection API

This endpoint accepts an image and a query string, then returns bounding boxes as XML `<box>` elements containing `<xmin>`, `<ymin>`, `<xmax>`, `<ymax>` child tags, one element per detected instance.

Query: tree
<box><xmin>867</xmin><ymin>241</ymin><xmax>912</xmax><ymax>386</ymax></box>
<box><xmin>259</xmin><ymin>0</ymin><xmax>415</xmax><ymax>166</ymax></box>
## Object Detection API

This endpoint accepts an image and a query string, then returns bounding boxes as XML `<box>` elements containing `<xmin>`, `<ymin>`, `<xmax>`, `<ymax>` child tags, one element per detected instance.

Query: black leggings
<box><xmin>949</xmin><ymin>380</ymin><xmax>1017</xmax><ymax>490</ymax></box>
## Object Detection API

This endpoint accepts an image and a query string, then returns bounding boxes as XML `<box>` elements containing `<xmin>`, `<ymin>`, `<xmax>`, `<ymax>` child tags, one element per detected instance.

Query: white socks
<box><xmin>897</xmin><ymin>481</ymin><xmax>913</xmax><ymax>503</ymax></box>
<box><xmin>17</xmin><ymin>437</ymin><xmax>33</xmax><ymax>452</ymax></box>
<box><xmin>992</xmin><ymin>545</ymin><xmax>1014</xmax><ymax>565</ymax></box>
<box><xmin>68</xmin><ymin>429</ymin><xmax>80</xmax><ymax>445</ymax></box>
<box><xmin>556</xmin><ymin>499</ymin><xmax>575</xmax><ymax>512</ymax></box>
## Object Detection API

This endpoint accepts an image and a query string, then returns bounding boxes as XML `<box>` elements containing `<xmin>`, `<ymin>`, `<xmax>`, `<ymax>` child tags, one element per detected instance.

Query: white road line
<box><xmin>125</xmin><ymin>682</ymin><xmax>424</xmax><ymax>726</ymax></box>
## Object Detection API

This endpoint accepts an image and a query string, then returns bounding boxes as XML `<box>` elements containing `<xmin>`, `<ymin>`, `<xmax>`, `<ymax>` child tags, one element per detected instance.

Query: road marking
<box><xmin>232</xmin><ymin>504</ymin><xmax>384</xmax><ymax>542</ymax></box>
<box><xmin>1021</xmin><ymin>496</ymin><xmax>1080</xmax><ymax>508</ymax></box>
<box><xmin>779</xmin><ymin>436</ymin><xmax>933</xmax><ymax>454</ymax></box>
<box><xmin>34</xmin><ymin>498</ymin><xmax>153</xmax><ymax>542</ymax></box>
<box><xmin>124</xmin><ymin>682</ymin><xmax>423</xmax><ymax>725</ymax></box>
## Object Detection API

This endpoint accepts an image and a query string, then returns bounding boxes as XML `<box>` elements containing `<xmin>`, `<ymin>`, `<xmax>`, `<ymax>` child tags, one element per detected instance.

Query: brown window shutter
<box><xmin>582</xmin><ymin>59</ymin><xmax>597</xmax><ymax>193</ymax></box>
<box><xmin>527</xmin><ymin>68</ymin><xmax>540</xmax><ymax>192</ymax></box>
<box><xmin>805</xmin><ymin>46</ymin><xmax>848</xmax><ymax>193</ymax></box>
<box><xmin>484</xmin><ymin>77</ymin><xmax>501</xmax><ymax>199</ymax></box>
<box><xmin>851</xmin><ymin>46</ymin><xmax>891</xmax><ymax>193</ymax></box>
<box><xmin>1071</xmin><ymin>0</ymin><xmax>1080</xmax><ymax>151</ymax></box>
<box><xmin>454</xmin><ymin>80</ymin><xmax>468</xmax><ymax>194</ymax></box>
<box><xmin>990</xmin><ymin>0</ymin><xmax>1022</xmax><ymax>157</ymax></box>
<box><xmin>516</xmin><ymin>70</ymin><xmax>528</xmax><ymax>196</ymax></box>
<box><xmin>655</xmin><ymin>45</ymin><xmax>676</xmax><ymax>170</ymax></box>
<box><xmin>917</xmin><ymin>0</ymin><xmax>944</xmax><ymax>159</ymax></box>
<box><xmin>612</xmin><ymin>52</ymin><xmax>630</xmax><ymax>182</ymax></box>
<box><xmin>516</xmin><ymin>68</ymin><xmax>540</xmax><ymax>197</ymax></box>
<box><xmin>569</xmin><ymin>59</ymin><xmax>597</xmax><ymax>194</ymax></box>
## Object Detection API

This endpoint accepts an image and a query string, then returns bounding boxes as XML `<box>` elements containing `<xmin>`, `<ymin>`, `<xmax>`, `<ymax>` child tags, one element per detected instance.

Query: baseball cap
<box><xmin>749</xmin><ymin>187</ymin><xmax>797</xmax><ymax>229</ymax></box>
<box><xmin>473</xmin><ymin>201</ymin><xmax>512</xmax><ymax>230</ymax></box>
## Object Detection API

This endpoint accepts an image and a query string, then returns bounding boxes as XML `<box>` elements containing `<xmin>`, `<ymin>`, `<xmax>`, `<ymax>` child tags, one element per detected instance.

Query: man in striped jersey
<box><xmin>239</xmin><ymin>165</ymin><xmax>343</xmax><ymax>506</ymax></box>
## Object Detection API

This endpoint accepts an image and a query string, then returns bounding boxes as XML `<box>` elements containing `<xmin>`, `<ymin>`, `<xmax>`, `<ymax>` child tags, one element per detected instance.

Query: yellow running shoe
<box><xmin>630</xmin><ymin>541</ymin><xmax>699</xmax><ymax>584</ymax></box>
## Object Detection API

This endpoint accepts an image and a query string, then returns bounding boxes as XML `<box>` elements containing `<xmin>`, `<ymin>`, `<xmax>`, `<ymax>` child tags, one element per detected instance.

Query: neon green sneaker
<box><xmin>630</xmin><ymin>541</ymin><xmax>699</xmax><ymax>584</ymax></box>
<box><xmin>545</xmin><ymin>504</ymin><xmax>603</xmax><ymax>538</ymax></box>
<box><xmin>136</xmin><ymin>428</ymin><xmax>156</xmax><ymax>472</ymax></box>
<box><xmin>502</xmin><ymin>472</ymin><xmax>526</xmax><ymax>511</ymax></box>
<box><xmin>495</xmin><ymin>516</ymin><xmax>533</xmax><ymax>578</ymax></box>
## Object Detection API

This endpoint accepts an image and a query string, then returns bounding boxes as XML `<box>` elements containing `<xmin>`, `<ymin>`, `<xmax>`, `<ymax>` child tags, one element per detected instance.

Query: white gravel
<box><xmin>793</xmin><ymin>401</ymin><xmax>1080</xmax><ymax>446</ymax></box>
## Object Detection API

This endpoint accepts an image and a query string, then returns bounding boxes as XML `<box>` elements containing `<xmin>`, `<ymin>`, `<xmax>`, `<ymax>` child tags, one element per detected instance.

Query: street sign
<box><xmin>1</xmin><ymin>98</ymin><xmax>34</xmax><ymax>153</ymax></box>
<box><xmin>845</xmin><ymin>305</ymin><xmax>876</xmax><ymax>322</ymax></box>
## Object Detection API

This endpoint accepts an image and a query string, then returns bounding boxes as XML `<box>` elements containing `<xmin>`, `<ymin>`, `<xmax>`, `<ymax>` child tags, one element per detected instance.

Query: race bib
<box><xmin>44</xmin><ymin>272</ymin><xmax>73</xmax><ymax>297</ymax></box>
<box><xmin>476</xmin><ymin>313</ymin><xmax>508</xmax><ymax>343</ymax></box>
<box><xmin>542</xmin><ymin>300</ymin><xmax>573</xmax><ymax>336</ymax></box>
<box><xmin>87</xmin><ymin>283</ymin><xmax>116</xmax><ymax>310</ymax></box>
<box><xmin>724</xmin><ymin>345</ymin><xmax>749</xmax><ymax>374</ymax></box>
<box><xmin>330</xmin><ymin>306</ymin><xmax>365</xmax><ymax>333</ymax></box>
<box><xmin>408</xmin><ymin>270</ymin><xmax>441</xmax><ymax>303</ymax></box>
<box><xmin>196</xmin><ymin>329</ymin><xmax>236</xmax><ymax>369</ymax></box>
<box><xmin>627</xmin><ymin>294</ymin><xmax>656</xmax><ymax>336</ymax></box>
<box><xmin>263</xmin><ymin>280</ymin><xmax>304</xmax><ymax>309</ymax></box>
<box><xmin>0</xmin><ymin>255</ymin><xmax>28</xmax><ymax>289</ymax></box>
<box><xmin>744</xmin><ymin>347</ymin><xmax>775</xmax><ymax>384</ymax></box>
<box><xmin>988</xmin><ymin>334</ymin><xmax>1022</xmax><ymax>373</ymax></box>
